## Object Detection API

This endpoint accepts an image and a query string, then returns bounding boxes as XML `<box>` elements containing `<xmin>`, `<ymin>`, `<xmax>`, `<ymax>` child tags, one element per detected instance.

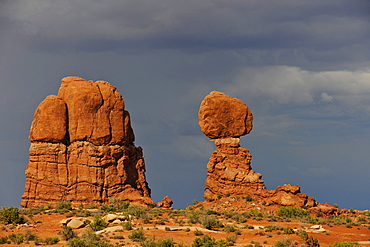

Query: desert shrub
<box><xmin>24</xmin><ymin>230</ymin><xmax>38</xmax><ymax>241</ymax></box>
<box><xmin>305</xmin><ymin>236</ymin><xmax>320</xmax><ymax>247</ymax></box>
<box><xmin>55</xmin><ymin>201</ymin><xmax>72</xmax><ymax>212</ymax></box>
<box><xmin>0</xmin><ymin>236</ymin><xmax>9</xmax><ymax>244</ymax></box>
<box><xmin>194</xmin><ymin>229</ymin><xmax>204</xmax><ymax>236</ymax></box>
<box><xmin>329</xmin><ymin>242</ymin><xmax>359</xmax><ymax>247</ymax></box>
<box><xmin>245</xmin><ymin>210</ymin><xmax>265</xmax><ymax>218</ymax></box>
<box><xmin>187</xmin><ymin>210</ymin><xmax>202</xmax><ymax>224</ymax></box>
<box><xmin>202</xmin><ymin>215</ymin><xmax>223</xmax><ymax>230</ymax></box>
<box><xmin>128</xmin><ymin>228</ymin><xmax>146</xmax><ymax>242</ymax></box>
<box><xmin>244</xmin><ymin>195</ymin><xmax>253</xmax><ymax>201</ymax></box>
<box><xmin>192</xmin><ymin>199</ymin><xmax>199</xmax><ymax>205</ymax></box>
<box><xmin>122</xmin><ymin>221</ymin><xmax>133</xmax><ymax>230</ymax></box>
<box><xmin>20</xmin><ymin>206</ymin><xmax>47</xmax><ymax>215</ymax></box>
<box><xmin>277</xmin><ymin>206</ymin><xmax>309</xmax><ymax>220</ymax></box>
<box><xmin>100</xmin><ymin>204</ymin><xmax>117</xmax><ymax>213</ymax></box>
<box><xmin>243</xmin><ymin>224</ymin><xmax>254</xmax><ymax>229</ymax></box>
<box><xmin>330</xmin><ymin>216</ymin><xmax>352</xmax><ymax>225</ymax></box>
<box><xmin>44</xmin><ymin>236</ymin><xmax>60</xmax><ymax>245</ymax></box>
<box><xmin>192</xmin><ymin>235</ymin><xmax>227</xmax><ymax>247</ymax></box>
<box><xmin>127</xmin><ymin>206</ymin><xmax>147</xmax><ymax>219</ymax></box>
<box><xmin>67</xmin><ymin>230</ymin><xmax>111</xmax><ymax>247</ymax></box>
<box><xmin>308</xmin><ymin>217</ymin><xmax>319</xmax><ymax>224</ymax></box>
<box><xmin>225</xmin><ymin>235</ymin><xmax>237</xmax><ymax>246</ymax></box>
<box><xmin>283</xmin><ymin>227</ymin><xmax>295</xmax><ymax>234</ymax></box>
<box><xmin>298</xmin><ymin>230</ymin><xmax>308</xmax><ymax>241</ymax></box>
<box><xmin>142</xmin><ymin>237</ymin><xmax>157</xmax><ymax>247</ymax></box>
<box><xmin>0</xmin><ymin>207</ymin><xmax>26</xmax><ymax>225</ymax></box>
<box><xmin>8</xmin><ymin>233</ymin><xmax>24</xmax><ymax>245</ymax></box>
<box><xmin>156</xmin><ymin>238</ymin><xmax>175</xmax><ymax>247</ymax></box>
<box><xmin>89</xmin><ymin>215</ymin><xmax>108</xmax><ymax>231</ymax></box>
<box><xmin>275</xmin><ymin>238</ymin><xmax>296</xmax><ymax>247</ymax></box>
<box><xmin>59</xmin><ymin>225</ymin><xmax>78</xmax><ymax>240</ymax></box>
<box><xmin>82</xmin><ymin>229</ymin><xmax>101</xmax><ymax>244</ymax></box>
<box><xmin>224</xmin><ymin>224</ymin><xmax>240</xmax><ymax>234</ymax></box>
<box><xmin>68</xmin><ymin>238</ymin><xmax>87</xmax><ymax>247</ymax></box>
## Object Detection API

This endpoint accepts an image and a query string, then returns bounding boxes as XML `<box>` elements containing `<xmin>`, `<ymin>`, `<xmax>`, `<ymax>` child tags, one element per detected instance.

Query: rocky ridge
<box><xmin>21</xmin><ymin>76</ymin><xmax>154</xmax><ymax>208</ymax></box>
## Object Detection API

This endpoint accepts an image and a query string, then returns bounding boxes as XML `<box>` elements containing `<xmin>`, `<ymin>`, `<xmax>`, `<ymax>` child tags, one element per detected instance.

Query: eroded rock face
<box><xmin>199</xmin><ymin>91</ymin><xmax>316</xmax><ymax>208</ymax></box>
<box><xmin>22</xmin><ymin>76</ymin><xmax>154</xmax><ymax>208</ymax></box>
<box><xmin>204</xmin><ymin>139</ymin><xmax>267</xmax><ymax>199</ymax></box>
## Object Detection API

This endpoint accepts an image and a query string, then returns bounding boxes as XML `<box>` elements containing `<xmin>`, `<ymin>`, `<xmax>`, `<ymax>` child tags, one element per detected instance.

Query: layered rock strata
<box><xmin>199</xmin><ymin>91</ymin><xmax>316</xmax><ymax>208</ymax></box>
<box><xmin>21</xmin><ymin>76</ymin><xmax>153</xmax><ymax>208</ymax></box>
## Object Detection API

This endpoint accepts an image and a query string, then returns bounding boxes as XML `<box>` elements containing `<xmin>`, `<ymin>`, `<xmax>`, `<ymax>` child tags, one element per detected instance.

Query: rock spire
<box><xmin>21</xmin><ymin>76</ymin><xmax>154</xmax><ymax>208</ymax></box>
<box><xmin>199</xmin><ymin>91</ymin><xmax>316</xmax><ymax>208</ymax></box>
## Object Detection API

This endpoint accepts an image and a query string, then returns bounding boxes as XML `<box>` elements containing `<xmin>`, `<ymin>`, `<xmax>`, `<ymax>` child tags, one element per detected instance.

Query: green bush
<box><xmin>55</xmin><ymin>201</ymin><xmax>72</xmax><ymax>212</ymax></box>
<box><xmin>283</xmin><ymin>227</ymin><xmax>295</xmax><ymax>234</ymax></box>
<box><xmin>0</xmin><ymin>236</ymin><xmax>9</xmax><ymax>244</ymax></box>
<box><xmin>192</xmin><ymin>235</ymin><xmax>227</xmax><ymax>247</ymax></box>
<box><xmin>274</xmin><ymin>238</ymin><xmax>295</xmax><ymax>247</ymax></box>
<box><xmin>201</xmin><ymin>215</ymin><xmax>223</xmax><ymax>230</ymax></box>
<box><xmin>194</xmin><ymin>229</ymin><xmax>204</xmax><ymax>236</ymax></box>
<box><xmin>8</xmin><ymin>234</ymin><xmax>24</xmax><ymax>245</ymax></box>
<box><xmin>89</xmin><ymin>215</ymin><xmax>108</xmax><ymax>231</ymax></box>
<box><xmin>44</xmin><ymin>236</ymin><xmax>60</xmax><ymax>245</ymax></box>
<box><xmin>156</xmin><ymin>238</ymin><xmax>175</xmax><ymax>247</ymax></box>
<box><xmin>305</xmin><ymin>236</ymin><xmax>320</xmax><ymax>247</ymax></box>
<box><xmin>277</xmin><ymin>206</ymin><xmax>309</xmax><ymax>219</ymax></box>
<box><xmin>329</xmin><ymin>242</ymin><xmax>359</xmax><ymax>247</ymax></box>
<box><xmin>0</xmin><ymin>207</ymin><xmax>26</xmax><ymax>225</ymax></box>
<box><xmin>24</xmin><ymin>230</ymin><xmax>38</xmax><ymax>241</ymax></box>
<box><xmin>245</xmin><ymin>195</ymin><xmax>253</xmax><ymax>202</ymax></box>
<box><xmin>59</xmin><ymin>225</ymin><xmax>77</xmax><ymax>240</ymax></box>
<box><xmin>128</xmin><ymin>228</ymin><xmax>146</xmax><ymax>242</ymax></box>
<box><xmin>68</xmin><ymin>238</ymin><xmax>87</xmax><ymax>247</ymax></box>
<box><xmin>122</xmin><ymin>221</ymin><xmax>133</xmax><ymax>230</ymax></box>
<box><xmin>224</xmin><ymin>224</ymin><xmax>240</xmax><ymax>234</ymax></box>
<box><xmin>225</xmin><ymin>235</ymin><xmax>237</xmax><ymax>246</ymax></box>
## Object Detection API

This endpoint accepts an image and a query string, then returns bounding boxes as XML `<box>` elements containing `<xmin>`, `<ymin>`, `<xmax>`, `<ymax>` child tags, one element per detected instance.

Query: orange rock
<box><xmin>157</xmin><ymin>196</ymin><xmax>174</xmax><ymax>209</ymax></box>
<box><xmin>21</xmin><ymin>77</ymin><xmax>154</xmax><ymax>208</ymax></box>
<box><xmin>199</xmin><ymin>92</ymin><xmax>317</xmax><ymax>208</ymax></box>
<box><xmin>29</xmin><ymin>95</ymin><xmax>67</xmax><ymax>143</ymax></box>
<box><xmin>204</xmin><ymin>141</ymin><xmax>267</xmax><ymax>199</ymax></box>
<box><xmin>198</xmin><ymin>91</ymin><xmax>253</xmax><ymax>139</ymax></box>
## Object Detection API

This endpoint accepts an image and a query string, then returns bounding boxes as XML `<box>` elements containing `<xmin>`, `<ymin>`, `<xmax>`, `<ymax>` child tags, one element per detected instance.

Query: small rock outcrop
<box><xmin>199</xmin><ymin>91</ymin><xmax>316</xmax><ymax>208</ymax></box>
<box><xmin>157</xmin><ymin>196</ymin><xmax>174</xmax><ymax>209</ymax></box>
<box><xmin>21</xmin><ymin>76</ymin><xmax>154</xmax><ymax>208</ymax></box>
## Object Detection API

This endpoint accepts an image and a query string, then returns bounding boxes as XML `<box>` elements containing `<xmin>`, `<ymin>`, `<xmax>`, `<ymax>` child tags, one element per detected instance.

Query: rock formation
<box><xmin>21</xmin><ymin>76</ymin><xmax>154</xmax><ymax>208</ymax></box>
<box><xmin>157</xmin><ymin>196</ymin><xmax>174</xmax><ymax>209</ymax></box>
<box><xmin>199</xmin><ymin>91</ymin><xmax>316</xmax><ymax>208</ymax></box>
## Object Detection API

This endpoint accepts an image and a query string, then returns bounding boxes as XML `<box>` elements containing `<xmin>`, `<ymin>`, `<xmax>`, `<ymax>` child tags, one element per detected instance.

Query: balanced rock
<box><xmin>199</xmin><ymin>91</ymin><xmax>316</xmax><ymax>208</ymax></box>
<box><xmin>21</xmin><ymin>76</ymin><xmax>154</xmax><ymax>208</ymax></box>
<box><xmin>198</xmin><ymin>91</ymin><xmax>253</xmax><ymax>139</ymax></box>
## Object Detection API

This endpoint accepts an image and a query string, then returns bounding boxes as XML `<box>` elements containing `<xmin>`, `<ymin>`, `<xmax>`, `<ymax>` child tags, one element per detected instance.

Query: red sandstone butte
<box><xmin>22</xmin><ymin>76</ymin><xmax>154</xmax><ymax>208</ymax></box>
<box><xmin>199</xmin><ymin>91</ymin><xmax>316</xmax><ymax>208</ymax></box>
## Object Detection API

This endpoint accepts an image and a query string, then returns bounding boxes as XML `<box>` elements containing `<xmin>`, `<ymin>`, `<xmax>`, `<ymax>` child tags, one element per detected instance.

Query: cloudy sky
<box><xmin>1</xmin><ymin>0</ymin><xmax>369</xmax><ymax>210</ymax></box>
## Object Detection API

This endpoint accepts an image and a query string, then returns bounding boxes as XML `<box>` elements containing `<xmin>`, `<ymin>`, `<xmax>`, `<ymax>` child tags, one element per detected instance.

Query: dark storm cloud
<box><xmin>4</xmin><ymin>0</ymin><xmax>369</xmax><ymax>55</ymax></box>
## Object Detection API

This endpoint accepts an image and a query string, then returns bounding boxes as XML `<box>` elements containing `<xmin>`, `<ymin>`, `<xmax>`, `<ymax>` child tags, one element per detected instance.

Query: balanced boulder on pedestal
<box><xmin>199</xmin><ymin>91</ymin><xmax>316</xmax><ymax>208</ymax></box>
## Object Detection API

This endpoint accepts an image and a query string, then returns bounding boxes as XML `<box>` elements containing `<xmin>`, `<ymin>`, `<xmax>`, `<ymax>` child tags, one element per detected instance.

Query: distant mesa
<box><xmin>22</xmin><ymin>76</ymin><xmax>154</xmax><ymax>208</ymax></box>
<box><xmin>199</xmin><ymin>91</ymin><xmax>316</xmax><ymax>208</ymax></box>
